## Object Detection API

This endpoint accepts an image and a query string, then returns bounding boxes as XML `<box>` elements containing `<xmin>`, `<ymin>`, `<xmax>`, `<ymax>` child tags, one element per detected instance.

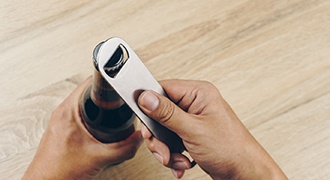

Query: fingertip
<box><xmin>153</xmin><ymin>152</ymin><xmax>164</xmax><ymax>164</ymax></box>
<box><xmin>79</xmin><ymin>75</ymin><xmax>93</xmax><ymax>88</ymax></box>
<box><xmin>117</xmin><ymin>130</ymin><xmax>143</xmax><ymax>148</ymax></box>
<box><xmin>97</xmin><ymin>131</ymin><xmax>143</xmax><ymax>165</ymax></box>
<box><xmin>170</xmin><ymin>153</ymin><xmax>191</xmax><ymax>170</ymax></box>
<box><xmin>171</xmin><ymin>169</ymin><xmax>185</xmax><ymax>179</ymax></box>
<box><xmin>86</xmin><ymin>75</ymin><xmax>93</xmax><ymax>81</ymax></box>
<box><xmin>140</xmin><ymin>124</ymin><xmax>152</xmax><ymax>139</ymax></box>
<box><xmin>132</xmin><ymin>130</ymin><xmax>144</xmax><ymax>145</ymax></box>
<box><xmin>146</xmin><ymin>137</ymin><xmax>171</xmax><ymax>165</ymax></box>
<box><xmin>138</xmin><ymin>91</ymin><xmax>159</xmax><ymax>112</ymax></box>
<box><xmin>120</xmin><ymin>131</ymin><xmax>144</xmax><ymax>160</ymax></box>
<box><xmin>172</xmin><ymin>161</ymin><xmax>191</xmax><ymax>170</ymax></box>
<box><xmin>69</xmin><ymin>75</ymin><xmax>93</xmax><ymax>100</ymax></box>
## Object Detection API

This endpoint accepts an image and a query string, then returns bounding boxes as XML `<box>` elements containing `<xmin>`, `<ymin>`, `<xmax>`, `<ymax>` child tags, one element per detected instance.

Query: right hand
<box><xmin>138</xmin><ymin>79</ymin><xmax>287</xmax><ymax>179</ymax></box>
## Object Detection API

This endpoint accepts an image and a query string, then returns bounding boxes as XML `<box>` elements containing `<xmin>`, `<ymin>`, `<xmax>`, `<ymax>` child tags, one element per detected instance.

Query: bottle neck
<box><xmin>90</xmin><ymin>69</ymin><xmax>124</xmax><ymax>109</ymax></box>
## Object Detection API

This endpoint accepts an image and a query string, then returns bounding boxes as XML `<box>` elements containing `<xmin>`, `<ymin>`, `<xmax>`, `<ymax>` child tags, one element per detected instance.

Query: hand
<box><xmin>23</xmin><ymin>77</ymin><xmax>143</xmax><ymax>180</ymax></box>
<box><xmin>138</xmin><ymin>79</ymin><xmax>287</xmax><ymax>179</ymax></box>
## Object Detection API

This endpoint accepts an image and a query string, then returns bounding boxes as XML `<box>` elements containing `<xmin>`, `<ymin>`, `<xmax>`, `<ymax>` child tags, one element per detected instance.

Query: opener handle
<box><xmin>96</xmin><ymin>37</ymin><xmax>184</xmax><ymax>153</ymax></box>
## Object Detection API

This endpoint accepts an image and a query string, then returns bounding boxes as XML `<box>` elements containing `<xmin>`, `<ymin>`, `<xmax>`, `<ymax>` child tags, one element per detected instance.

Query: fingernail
<box><xmin>172</xmin><ymin>161</ymin><xmax>190</xmax><ymax>170</ymax></box>
<box><xmin>171</xmin><ymin>169</ymin><xmax>184</xmax><ymax>179</ymax></box>
<box><xmin>140</xmin><ymin>124</ymin><xmax>146</xmax><ymax>137</ymax></box>
<box><xmin>171</xmin><ymin>169</ymin><xmax>179</xmax><ymax>179</ymax></box>
<box><xmin>153</xmin><ymin>152</ymin><xmax>163</xmax><ymax>164</ymax></box>
<box><xmin>140</xmin><ymin>91</ymin><xmax>159</xmax><ymax>111</ymax></box>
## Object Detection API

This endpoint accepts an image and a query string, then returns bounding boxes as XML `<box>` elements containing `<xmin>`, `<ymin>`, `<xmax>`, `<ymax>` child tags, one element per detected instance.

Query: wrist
<box><xmin>209</xmin><ymin>161</ymin><xmax>286</xmax><ymax>180</ymax></box>
<box><xmin>208</xmin><ymin>143</ymin><xmax>287</xmax><ymax>179</ymax></box>
<box><xmin>231</xmin><ymin>145</ymin><xmax>287</xmax><ymax>180</ymax></box>
<box><xmin>23</xmin><ymin>155</ymin><xmax>102</xmax><ymax>180</ymax></box>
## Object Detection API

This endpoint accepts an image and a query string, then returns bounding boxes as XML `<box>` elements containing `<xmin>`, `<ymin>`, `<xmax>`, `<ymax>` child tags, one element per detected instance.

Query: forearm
<box><xmin>210</xmin><ymin>138</ymin><xmax>287</xmax><ymax>180</ymax></box>
<box><xmin>23</xmin><ymin>158</ymin><xmax>100</xmax><ymax>180</ymax></box>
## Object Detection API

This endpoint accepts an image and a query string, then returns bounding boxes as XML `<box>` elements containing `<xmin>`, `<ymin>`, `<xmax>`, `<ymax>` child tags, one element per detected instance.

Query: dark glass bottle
<box><xmin>79</xmin><ymin>42</ymin><xmax>135</xmax><ymax>143</ymax></box>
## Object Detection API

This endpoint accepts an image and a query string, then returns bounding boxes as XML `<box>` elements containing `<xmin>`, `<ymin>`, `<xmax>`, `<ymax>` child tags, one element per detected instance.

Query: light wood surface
<box><xmin>1</xmin><ymin>0</ymin><xmax>329</xmax><ymax>179</ymax></box>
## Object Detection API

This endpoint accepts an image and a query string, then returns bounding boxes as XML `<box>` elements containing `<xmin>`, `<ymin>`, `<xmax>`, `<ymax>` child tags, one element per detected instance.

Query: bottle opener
<box><xmin>95</xmin><ymin>37</ymin><xmax>184</xmax><ymax>153</ymax></box>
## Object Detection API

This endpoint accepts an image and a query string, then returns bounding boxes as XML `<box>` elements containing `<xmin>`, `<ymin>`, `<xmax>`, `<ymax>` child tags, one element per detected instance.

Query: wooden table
<box><xmin>1</xmin><ymin>1</ymin><xmax>329</xmax><ymax>179</ymax></box>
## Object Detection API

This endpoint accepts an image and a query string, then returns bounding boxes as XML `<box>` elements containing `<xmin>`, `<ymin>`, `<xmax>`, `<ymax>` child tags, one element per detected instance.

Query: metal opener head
<box><xmin>95</xmin><ymin>37</ymin><xmax>184</xmax><ymax>153</ymax></box>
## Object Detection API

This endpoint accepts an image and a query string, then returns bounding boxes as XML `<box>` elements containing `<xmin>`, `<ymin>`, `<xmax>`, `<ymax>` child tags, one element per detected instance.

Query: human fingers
<box><xmin>51</xmin><ymin>76</ymin><xmax>92</xmax><ymax>112</ymax></box>
<box><xmin>159</xmin><ymin>79</ymin><xmax>202</xmax><ymax>103</ymax></box>
<box><xmin>51</xmin><ymin>76</ymin><xmax>93</xmax><ymax>125</ymax></box>
<box><xmin>144</xmin><ymin>135</ymin><xmax>171</xmax><ymax>165</ymax></box>
<box><xmin>141</xmin><ymin>120</ymin><xmax>191</xmax><ymax>171</ymax></box>
<box><xmin>171</xmin><ymin>169</ymin><xmax>185</xmax><ymax>179</ymax></box>
<box><xmin>47</xmin><ymin>77</ymin><xmax>92</xmax><ymax>131</ymax></box>
<box><xmin>137</xmin><ymin>90</ymin><xmax>193</xmax><ymax>137</ymax></box>
<box><xmin>98</xmin><ymin>131</ymin><xmax>143</xmax><ymax>165</ymax></box>
<box><xmin>65</xmin><ymin>76</ymin><xmax>93</xmax><ymax>103</ymax></box>
<box><xmin>140</xmin><ymin>123</ymin><xmax>152</xmax><ymax>139</ymax></box>
<box><xmin>159</xmin><ymin>79</ymin><xmax>219</xmax><ymax>113</ymax></box>
<box><xmin>169</xmin><ymin>153</ymin><xmax>191</xmax><ymax>170</ymax></box>
<box><xmin>143</xmin><ymin>134</ymin><xmax>192</xmax><ymax>167</ymax></box>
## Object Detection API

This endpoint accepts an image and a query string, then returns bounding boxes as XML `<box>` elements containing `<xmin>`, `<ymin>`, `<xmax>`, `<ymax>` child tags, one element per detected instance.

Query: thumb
<box><xmin>138</xmin><ymin>90</ymin><xmax>190</xmax><ymax>135</ymax></box>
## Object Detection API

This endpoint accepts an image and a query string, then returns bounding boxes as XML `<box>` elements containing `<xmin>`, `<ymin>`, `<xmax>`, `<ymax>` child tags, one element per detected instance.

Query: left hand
<box><xmin>23</xmin><ymin>77</ymin><xmax>143</xmax><ymax>179</ymax></box>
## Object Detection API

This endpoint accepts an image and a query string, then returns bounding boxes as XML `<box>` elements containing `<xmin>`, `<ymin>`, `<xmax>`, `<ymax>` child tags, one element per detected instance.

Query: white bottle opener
<box><xmin>95</xmin><ymin>37</ymin><xmax>184</xmax><ymax>152</ymax></box>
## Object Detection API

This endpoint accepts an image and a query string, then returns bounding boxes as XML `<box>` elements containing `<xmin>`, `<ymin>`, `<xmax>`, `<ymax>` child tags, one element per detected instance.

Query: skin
<box><xmin>23</xmin><ymin>77</ymin><xmax>143</xmax><ymax>180</ymax></box>
<box><xmin>138</xmin><ymin>79</ymin><xmax>288</xmax><ymax>179</ymax></box>
<box><xmin>23</xmin><ymin>78</ymin><xmax>287</xmax><ymax>179</ymax></box>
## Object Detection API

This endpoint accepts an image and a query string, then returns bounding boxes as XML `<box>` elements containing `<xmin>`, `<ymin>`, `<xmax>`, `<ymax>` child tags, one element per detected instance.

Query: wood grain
<box><xmin>1</xmin><ymin>0</ymin><xmax>329</xmax><ymax>179</ymax></box>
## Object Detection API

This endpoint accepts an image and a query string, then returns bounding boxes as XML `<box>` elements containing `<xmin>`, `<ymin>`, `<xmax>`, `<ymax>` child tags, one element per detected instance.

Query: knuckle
<box><xmin>126</xmin><ymin>148</ymin><xmax>137</xmax><ymax>159</ymax></box>
<box><xmin>51</xmin><ymin>101</ymin><xmax>68</xmax><ymax>117</ymax></box>
<box><xmin>148</xmin><ymin>139</ymin><xmax>156</xmax><ymax>150</ymax></box>
<box><xmin>49</xmin><ymin>100</ymin><xmax>73</xmax><ymax>126</ymax></box>
<box><xmin>197</xmin><ymin>81</ymin><xmax>221</xmax><ymax>98</ymax></box>
<box><xmin>157</xmin><ymin>102</ymin><xmax>175</xmax><ymax>124</ymax></box>
<box><xmin>200</xmin><ymin>81</ymin><xmax>216</xmax><ymax>91</ymax></box>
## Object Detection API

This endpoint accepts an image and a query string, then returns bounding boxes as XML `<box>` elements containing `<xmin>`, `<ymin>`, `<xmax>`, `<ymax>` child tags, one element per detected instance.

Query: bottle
<box><xmin>79</xmin><ymin>41</ymin><xmax>135</xmax><ymax>143</ymax></box>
